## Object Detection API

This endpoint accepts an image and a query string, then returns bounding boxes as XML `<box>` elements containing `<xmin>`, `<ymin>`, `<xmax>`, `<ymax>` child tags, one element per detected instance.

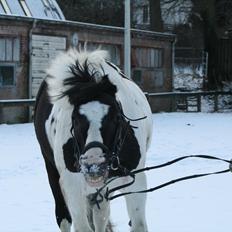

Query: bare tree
<box><xmin>190</xmin><ymin>0</ymin><xmax>232</xmax><ymax>88</ymax></box>
<box><xmin>149</xmin><ymin>0</ymin><xmax>163</xmax><ymax>31</ymax></box>
<box><xmin>57</xmin><ymin>0</ymin><xmax>124</xmax><ymax>27</ymax></box>
<box><xmin>161</xmin><ymin>0</ymin><xmax>232</xmax><ymax>89</ymax></box>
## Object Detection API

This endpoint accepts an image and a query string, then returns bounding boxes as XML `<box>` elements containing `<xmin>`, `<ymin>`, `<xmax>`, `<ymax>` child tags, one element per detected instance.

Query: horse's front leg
<box><xmin>91</xmin><ymin>198</ymin><xmax>111</xmax><ymax>232</ymax></box>
<box><xmin>124</xmin><ymin>172</ymin><xmax>148</xmax><ymax>232</ymax></box>
<box><xmin>59</xmin><ymin>173</ymin><xmax>94</xmax><ymax>232</ymax></box>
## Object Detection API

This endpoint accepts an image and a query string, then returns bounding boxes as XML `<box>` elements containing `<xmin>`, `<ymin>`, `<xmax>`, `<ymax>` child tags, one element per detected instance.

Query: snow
<box><xmin>173</xmin><ymin>67</ymin><xmax>232</xmax><ymax>113</ymax></box>
<box><xmin>0</xmin><ymin>113</ymin><xmax>232</xmax><ymax>232</ymax></box>
<box><xmin>7</xmin><ymin>0</ymin><xmax>25</xmax><ymax>16</ymax></box>
<box><xmin>174</xmin><ymin>65</ymin><xmax>204</xmax><ymax>91</ymax></box>
<box><xmin>26</xmin><ymin>0</ymin><xmax>64</xmax><ymax>20</ymax></box>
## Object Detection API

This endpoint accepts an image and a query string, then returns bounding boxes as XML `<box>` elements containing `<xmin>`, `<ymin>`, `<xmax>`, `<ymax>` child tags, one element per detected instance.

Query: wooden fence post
<box><xmin>214</xmin><ymin>94</ymin><xmax>219</xmax><ymax>112</ymax></box>
<box><xmin>197</xmin><ymin>95</ymin><xmax>201</xmax><ymax>112</ymax></box>
<box><xmin>172</xmin><ymin>95</ymin><xmax>177</xmax><ymax>111</ymax></box>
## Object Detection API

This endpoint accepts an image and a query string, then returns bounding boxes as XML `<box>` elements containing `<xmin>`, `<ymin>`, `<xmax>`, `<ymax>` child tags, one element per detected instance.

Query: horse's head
<box><xmin>71</xmin><ymin>95</ymin><xmax>122</xmax><ymax>187</ymax></box>
<box><xmin>60</xmin><ymin>58</ymin><xmax>125</xmax><ymax>187</ymax></box>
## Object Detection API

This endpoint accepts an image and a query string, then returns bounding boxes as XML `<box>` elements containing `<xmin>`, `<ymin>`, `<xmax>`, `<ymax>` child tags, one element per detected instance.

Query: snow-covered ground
<box><xmin>0</xmin><ymin>113</ymin><xmax>232</xmax><ymax>232</ymax></box>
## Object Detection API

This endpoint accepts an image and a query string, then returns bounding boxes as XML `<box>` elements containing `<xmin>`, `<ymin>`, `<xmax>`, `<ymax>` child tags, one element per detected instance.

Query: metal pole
<box><xmin>124</xmin><ymin>0</ymin><xmax>131</xmax><ymax>79</ymax></box>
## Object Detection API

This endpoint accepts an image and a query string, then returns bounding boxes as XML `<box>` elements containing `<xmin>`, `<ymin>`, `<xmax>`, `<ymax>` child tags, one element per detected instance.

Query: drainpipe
<box><xmin>171</xmin><ymin>36</ymin><xmax>176</xmax><ymax>91</ymax></box>
<box><xmin>124</xmin><ymin>0</ymin><xmax>131</xmax><ymax>79</ymax></box>
<box><xmin>170</xmin><ymin>36</ymin><xmax>177</xmax><ymax>111</ymax></box>
<box><xmin>28</xmin><ymin>19</ymin><xmax>37</xmax><ymax>99</ymax></box>
<box><xmin>28</xmin><ymin>19</ymin><xmax>37</xmax><ymax>121</ymax></box>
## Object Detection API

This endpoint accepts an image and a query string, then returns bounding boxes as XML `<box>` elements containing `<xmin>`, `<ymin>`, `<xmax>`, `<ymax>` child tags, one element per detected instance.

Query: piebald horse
<box><xmin>34</xmin><ymin>49</ymin><xmax>153</xmax><ymax>232</ymax></box>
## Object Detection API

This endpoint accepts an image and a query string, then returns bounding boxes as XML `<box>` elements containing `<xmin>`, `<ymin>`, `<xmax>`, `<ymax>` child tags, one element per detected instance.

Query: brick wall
<box><xmin>0</xmin><ymin>22</ymin><xmax>30</xmax><ymax>123</ymax></box>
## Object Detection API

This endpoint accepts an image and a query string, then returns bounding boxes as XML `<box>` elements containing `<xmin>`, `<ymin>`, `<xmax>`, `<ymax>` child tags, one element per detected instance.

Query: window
<box><xmin>152</xmin><ymin>49</ymin><xmax>163</xmax><ymax>68</ymax></box>
<box><xmin>0</xmin><ymin>2</ymin><xmax>5</xmax><ymax>13</ymax></box>
<box><xmin>84</xmin><ymin>42</ymin><xmax>121</xmax><ymax>66</ymax></box>
<box><xmin>153</xmin><ymin>70</ymin><xmax>164</xmax><ymax>87</ymax></box>
<box><xmin>0</xmin><ymin>38</ymin><xmax>19</xmax><ymax>87</ymax></box>
<box><xmin>0</xmin><ymin>0</ymin><xmax>11</xmax><ymax>14</ymax></box>
<box><xmin>0</xmin><ymin>64</ymin><xmax>15</xmax><ymax>86</ymax></box>
<box><xmin>135</xmin><ymin>48</ymin><xmax>163</xmax><ymax>68</ymax></box>
<box><xmin>41</xmin><ymin>0</ymin><xmax>53</xmax><ymax>17</ymax></box>
<box><xmin>19</xmin><ymin>0</ymin><xmax>32</xmax><ymax>17</ymax></box>
<box><xmin>143</xmin><ymin>5</ymin><xmax>149</xmax><ymax>24</ymax></box>
<box><xmin>40</xmin><ymin>0</ymin><xmax>63</xmax><ymax>19</ymax></box>
<box><xmin>133</xmin><ymin>69</ymin><xmax>142</xmax><ymax>84</ymax></box>
<box><xmin>0</xmin><ymin>38</ymin><xmax>20</xmax><ymax>62</ymax></box>
<box><xmin>7</xmin><ymin>0</ymin><xmax>25</xmax><ymax>16</ymax></box>
<box><xmin>132</xmin><ymin>47</ymin><xmax>164</xmax><ymax>88</ymax></box>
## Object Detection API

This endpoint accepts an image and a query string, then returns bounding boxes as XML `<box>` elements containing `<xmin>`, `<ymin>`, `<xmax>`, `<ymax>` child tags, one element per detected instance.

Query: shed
<box><xmin>0</xmin><ymin>1</ymin><xmax>175</xmax><ymax>123</ymax></box>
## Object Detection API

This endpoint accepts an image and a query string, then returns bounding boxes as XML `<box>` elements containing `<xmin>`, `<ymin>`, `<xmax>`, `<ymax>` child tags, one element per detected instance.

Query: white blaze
<box><xmin>79</xmin><ymin>101</ymin><xmax>109</xmax><ymax>144</ymax></box>
<box><xmin>79</xmin><ymin>101</ymin><xmax>109</xmax><ymax>164</ymax></box>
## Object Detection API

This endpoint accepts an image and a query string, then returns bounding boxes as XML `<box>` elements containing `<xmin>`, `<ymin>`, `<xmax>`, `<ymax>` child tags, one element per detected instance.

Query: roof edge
<box><xmin>0</xmin><ymin>14</ymin><xmax>176</xmax><ymax>41</ymax></box>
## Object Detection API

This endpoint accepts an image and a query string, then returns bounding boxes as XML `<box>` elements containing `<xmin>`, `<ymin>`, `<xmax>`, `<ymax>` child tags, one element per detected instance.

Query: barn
<box><xmin>0</xmin><ymin>0</ymin><xmax>175</xmax><ymax>123</ymax></box>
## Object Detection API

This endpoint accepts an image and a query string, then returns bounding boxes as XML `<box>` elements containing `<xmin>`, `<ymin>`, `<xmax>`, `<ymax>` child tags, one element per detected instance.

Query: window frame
<box><xmin>80</xmin><ymin>42</ymin><xmax>121</xmax><ymax>66</ymax></box>
<box><xmin>132</xmin><ymin>69</ymin><xmax>143</xmax><ymax>85</ymax></box>
<box><xmin>0</xmin><ymin>37</ymin><xmax>20</xmax><ymax>62</ymax></box>
<box><xmin>19</xmin><ymin>0</ymin><xmax>32</xmax><ymax>17</ymax></box>
<box><xmin>0</xmin><ymin>0</ymin><xmax>11</xmax><ymax>14</ymax></box>
<box><xmin>152</xmin><ymin>69</ymin><xmax>164</xmax><ymax>88</ymax></box>
<box><xmin>134</xmin><ymin>47</ymin><xmax>164</xmax><ymax>69</ymax></box>
<box><xmin>142</xmin><ymin>5</ymin><xmax>149</xmax><ymax>24</ymax></box>
<box><xmin>0</xmin><ymin>63</ymin><xmax>16</xmax><ymax>87</ymax></box>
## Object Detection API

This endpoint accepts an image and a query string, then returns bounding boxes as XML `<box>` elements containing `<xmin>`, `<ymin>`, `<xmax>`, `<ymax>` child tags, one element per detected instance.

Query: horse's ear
<box><xmin>99</xmin><ymin>76</ymin><xmax>117</xmax><ymax>97</ymax></box>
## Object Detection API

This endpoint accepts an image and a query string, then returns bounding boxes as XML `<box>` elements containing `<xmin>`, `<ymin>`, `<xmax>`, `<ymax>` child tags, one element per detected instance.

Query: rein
<box><xmin>90</xmin><ymin>155</ymin><xmax>232</xmax><ymax>205</ymax></box>
<box><xmin>102</xmin><ymin>155</ymin><xmax>232</xmax><ymax>201</ymax></box>
<box><xmin>106</xmin><ymin>155</ymin><xmax>232</xmax><ymax>201</ymax></box>
<box><xmin>70</xmin><ymin>108</ymin><xmax>147</xmax><ymax>208</ymax></box>
<box><xmin>70</xmin><ymin>106</ymin><xmax>232</xmax><ymax>207</ymax></box>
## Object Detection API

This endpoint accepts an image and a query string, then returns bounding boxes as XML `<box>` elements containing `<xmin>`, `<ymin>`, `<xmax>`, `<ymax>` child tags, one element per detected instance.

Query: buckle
<box><xmin>110</xmin><ymin>155</ymin><xmax>120</xmax><ymax>171</ymax></box>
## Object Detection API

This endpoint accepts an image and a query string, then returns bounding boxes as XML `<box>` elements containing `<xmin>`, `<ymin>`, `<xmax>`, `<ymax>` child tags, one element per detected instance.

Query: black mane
<box><xmin>61</xmin><ymin>59</ymin><xmax>117</xmax><ymax>105</ymax></box>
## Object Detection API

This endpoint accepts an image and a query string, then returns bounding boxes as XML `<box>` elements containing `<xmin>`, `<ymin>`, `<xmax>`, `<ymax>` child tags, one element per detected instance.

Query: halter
<box><xmin>70</xmin><ymin>103</ymin><xmax>147</xmax><ymax>176</ymax></box>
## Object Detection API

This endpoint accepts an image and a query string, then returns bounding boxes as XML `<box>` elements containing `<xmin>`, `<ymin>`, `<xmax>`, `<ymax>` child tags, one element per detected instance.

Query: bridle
<box><xmin>70</xmin><ymin>103</ymin><xmax>232</xmax><ymax>209</ymax></box>
<box><xmin>70</xmin><ymin>102</ymin><xmax>147</xmax><ymax>176</ymax></box>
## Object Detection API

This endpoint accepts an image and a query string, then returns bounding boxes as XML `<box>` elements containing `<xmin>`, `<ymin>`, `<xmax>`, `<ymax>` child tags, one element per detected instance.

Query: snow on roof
<box><xmin>0</xmin><ymin>0</ymin><xmax>65</xmax><ymax>20</ymax></box>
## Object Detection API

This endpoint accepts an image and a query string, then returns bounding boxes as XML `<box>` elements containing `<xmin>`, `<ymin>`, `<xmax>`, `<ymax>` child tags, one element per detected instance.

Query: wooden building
<box><xmin>0</xmin><ymin>1</ymin><xmax>175</xmax><ymax>123</ymax></box>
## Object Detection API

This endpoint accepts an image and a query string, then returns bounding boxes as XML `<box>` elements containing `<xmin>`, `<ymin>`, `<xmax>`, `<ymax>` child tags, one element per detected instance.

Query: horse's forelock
<box><xmin>62</xmin><ymin>75</ymin><xmax>117</xmax><ymax>105</ymax></box>
<box><xmin>46</xmin><ymin>49</ymin><xmax>110</xmax><ymax>104</ymax></box>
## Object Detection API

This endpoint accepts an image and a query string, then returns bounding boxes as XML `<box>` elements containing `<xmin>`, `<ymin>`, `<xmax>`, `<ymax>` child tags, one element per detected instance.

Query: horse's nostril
<box><xmin>80</xmin><ymin>155</ymin><xmax>85</xmax><ymax>160</ymax></box>
<box><xmin>81</xmin><ymin>163</ymin><xmax>108</xmax><ymax>177</ymax></box>
<box><xmin>79</xmin><ymin>155</ymin><xmax>88</xmax><ymax>165</ymax></box>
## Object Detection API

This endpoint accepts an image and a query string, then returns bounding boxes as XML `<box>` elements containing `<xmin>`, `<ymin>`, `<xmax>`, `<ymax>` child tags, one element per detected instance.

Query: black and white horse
<box><xmin>34</xmin><ymin>49</ymin><xmax>153</xmax><ymax>232</ymax></box>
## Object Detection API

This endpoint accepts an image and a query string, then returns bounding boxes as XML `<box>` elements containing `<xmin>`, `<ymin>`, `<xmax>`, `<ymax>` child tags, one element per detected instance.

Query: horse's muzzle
<box><xmin>81</xmin><ymin>162</ymin><xmax>109</xmax><ymax>187</ymax></box>
<box><xmin>79</xmin><ymin>142</ymin><xmax>111</xmax><ymax>187</ymax></box>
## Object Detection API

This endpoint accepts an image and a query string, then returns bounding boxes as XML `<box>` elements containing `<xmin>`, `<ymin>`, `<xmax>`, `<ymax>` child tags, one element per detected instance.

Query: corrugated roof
<box><xmin>0</xmin><ymin>0</ymin><xmax>65</xmax><ymax>20</ymax></box>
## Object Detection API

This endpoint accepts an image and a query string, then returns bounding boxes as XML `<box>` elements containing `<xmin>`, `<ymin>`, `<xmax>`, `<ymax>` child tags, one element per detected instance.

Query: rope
<box><xmin>92</xmin><ymin>155</ymin><xmax>232</xmax><ymax>202</ymax></box>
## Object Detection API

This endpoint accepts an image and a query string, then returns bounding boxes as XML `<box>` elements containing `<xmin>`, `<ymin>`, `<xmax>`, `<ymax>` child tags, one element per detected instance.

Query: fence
<box><xmin>0</xmin><ymin>91</ymin><xmax>232</xmax><ymax>123</ymax></box>
<box><xmin>146</xmin><ymin>91</ymin><xmax>232</xmax><ymax>112</ymax></box>
<box><xmin>0</xmin><ymin>99</ymin><xmax>35</xmax><ymax>123</ymax></box>
<box><xmin>0</xmin><ymin>99</ymin><xmax>35</xmax><ymax>107</ymax></box>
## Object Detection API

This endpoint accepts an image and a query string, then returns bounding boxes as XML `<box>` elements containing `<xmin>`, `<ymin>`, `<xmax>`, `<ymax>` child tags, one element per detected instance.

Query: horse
<box><xmin>34</xmin><ymin>49</ymin><xmax>153</xmax><ymax>232</ymax></box>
